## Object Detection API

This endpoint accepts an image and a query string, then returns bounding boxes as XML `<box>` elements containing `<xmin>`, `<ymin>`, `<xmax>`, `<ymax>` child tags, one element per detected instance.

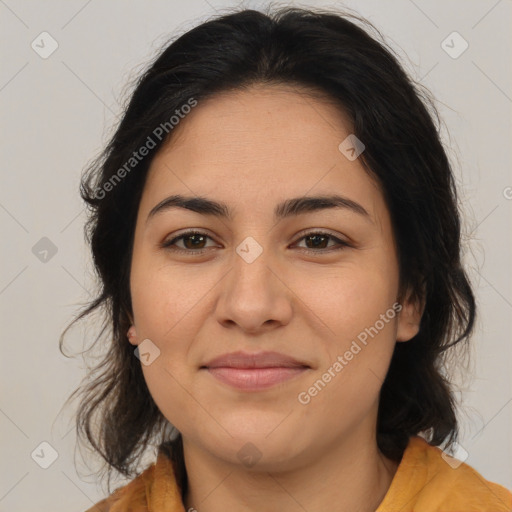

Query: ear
<box><xmin>127</xmin><ymin>325</ymin><xmax>138</xmax><ymax>346</ymax></box>
<box><xmin>396</xmin><ymin>288</ymin><xmax>425</xmax><ymax>342</ymax></box>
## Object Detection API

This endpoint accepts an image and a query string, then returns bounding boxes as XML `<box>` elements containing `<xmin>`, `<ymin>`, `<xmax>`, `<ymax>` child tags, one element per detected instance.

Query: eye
<box><xmin>294</xmin><ymin>231</ymin><xmax>351</xmax><ymax>253</ymax></box>
<box><xmin>160</xmin><ymin>230</ymin><xmax>216</xmax><ymax>253</ymax></box>
<box><xmin>160</xmin><ymin>230</ymin><xmax>351</xmax><ymax>255</ymax></box>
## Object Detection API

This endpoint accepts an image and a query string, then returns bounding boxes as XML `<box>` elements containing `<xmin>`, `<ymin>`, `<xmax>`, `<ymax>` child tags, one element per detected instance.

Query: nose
<box><xmin>214</xmin><ymin>246</ymin><xmax>294</xmax><ymax>334</ymax></box>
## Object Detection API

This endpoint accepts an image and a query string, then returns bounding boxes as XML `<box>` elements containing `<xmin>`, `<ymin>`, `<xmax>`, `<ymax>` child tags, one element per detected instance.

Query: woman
<box><xmin>61</xmin><ymin>6</ymin><xmax>512</xmax><ymax>511</ymax></box>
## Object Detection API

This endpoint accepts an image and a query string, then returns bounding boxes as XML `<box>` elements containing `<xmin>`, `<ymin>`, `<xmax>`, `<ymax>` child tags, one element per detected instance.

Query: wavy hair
<box><xmin>60</xmin><ymin>5</ymin><xmax>475</xmax><ymax>495</ymax></box>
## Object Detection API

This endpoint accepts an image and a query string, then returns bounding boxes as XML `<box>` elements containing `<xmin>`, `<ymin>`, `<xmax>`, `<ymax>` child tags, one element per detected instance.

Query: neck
<box><xmin>182</xmin><ymin>430</ymin><xmax>399</xmax><ymax>512</ymax></box>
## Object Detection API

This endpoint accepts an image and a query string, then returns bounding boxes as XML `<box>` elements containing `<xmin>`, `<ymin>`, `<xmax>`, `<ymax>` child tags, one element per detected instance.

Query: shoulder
<box><xmin>378</xmin><ymin>435</ymin><xmax>512</xmax><ymax>511</ymax></box>
<box><xmin>82</xmin><ymin>447</ymin><xmax>183</xmax><ymax>512</ymax></box>
<box><xmin>416</xmin><ymin>436</ymin><xmax>511</xmax><ymax>504</ymax></box>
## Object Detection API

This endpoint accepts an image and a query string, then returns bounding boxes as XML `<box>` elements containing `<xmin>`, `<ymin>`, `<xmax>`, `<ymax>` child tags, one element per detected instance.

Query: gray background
<box><xmin>1</xmin><ymin>0</ymin><xmax>511</xmax><ymax>510</ymax></box>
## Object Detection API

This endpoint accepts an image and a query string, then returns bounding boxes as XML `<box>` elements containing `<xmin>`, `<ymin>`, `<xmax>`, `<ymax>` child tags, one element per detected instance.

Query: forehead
<box><xmin>156</xmin><ymin>83</ymin><xmax>353</xmax><ymax>161</ymax></box>
<box><xmin>141</xmin><ymin>84</ymin><xmax>384</xmax><ymax>223</ymax></box>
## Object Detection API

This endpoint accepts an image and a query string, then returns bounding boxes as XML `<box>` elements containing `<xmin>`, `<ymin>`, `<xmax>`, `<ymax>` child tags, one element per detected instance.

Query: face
<box><xmin>129</xmin><ymin>84</ymin><xmax>421</xmax><ymax>471</ymax></box>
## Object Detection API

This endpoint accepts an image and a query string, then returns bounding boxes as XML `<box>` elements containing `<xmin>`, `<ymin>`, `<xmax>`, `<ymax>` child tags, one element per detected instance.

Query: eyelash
<box><xmin>160</xmin><ymin>229</ymin><xmax>351</xmax><ymax>256</ymax></box>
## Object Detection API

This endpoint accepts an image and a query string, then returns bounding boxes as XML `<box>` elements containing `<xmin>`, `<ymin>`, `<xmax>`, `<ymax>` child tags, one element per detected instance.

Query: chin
<box><xmin>202</xmin><ymin>425</ymin><xmax>312</xmax><ymax>472</ymax></box>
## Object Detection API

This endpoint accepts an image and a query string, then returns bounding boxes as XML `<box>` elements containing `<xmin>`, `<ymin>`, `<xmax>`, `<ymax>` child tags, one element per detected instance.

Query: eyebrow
<box><xmin>146</xmin><ymin>193</ymin><xmax>371</xmax><ymax>224</ymax></box>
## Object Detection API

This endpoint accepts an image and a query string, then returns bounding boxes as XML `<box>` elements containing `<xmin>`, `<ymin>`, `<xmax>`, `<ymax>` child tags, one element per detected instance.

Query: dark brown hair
<box><xmin>60</xmin><ymin>5</ymin><xmax>475</xmax><ymax>495</ymax></box>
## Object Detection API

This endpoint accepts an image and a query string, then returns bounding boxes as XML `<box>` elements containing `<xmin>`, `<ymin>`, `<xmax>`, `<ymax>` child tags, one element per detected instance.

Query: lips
<box><xmin>203</xmin><ymin>350</ymin><xmax>309</xmax><ymax>369</ymax></box>
<box><xmin>201</xmin><ymin>351</ymin><xmax>310</xmax><ymax>391</ymax></box>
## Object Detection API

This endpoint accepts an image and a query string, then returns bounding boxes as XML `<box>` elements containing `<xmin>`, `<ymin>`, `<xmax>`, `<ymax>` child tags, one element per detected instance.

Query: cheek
<box><xmin>130</xmin><ymin>258</ymin><xmax>219</xmax><ymax>431</ymax></box>
<box><xmin>299</xmin><ymin>264</ymin><xmax>400</xmax><ymax>420</ymax></box>
<box><xmin>295</xmin><ymin>260</ymin><xmax>399</xmax><ymax>341</ymax></box>
<box><xmin>130</xmin><ymin>254</ymin><xmax>209</xmax><ymax>338</ymax></box>
<box><xmin>141</xmin><ymin>361</ymin><xmax>209</xmax><ymax>438</ymax></box>
<box><xmin>294</xmin><ymin>267</ymin><xmax>399</xmax><ymax>434</ymax></box>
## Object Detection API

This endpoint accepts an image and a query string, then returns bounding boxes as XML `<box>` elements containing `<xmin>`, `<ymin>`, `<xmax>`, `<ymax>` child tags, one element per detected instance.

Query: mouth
<box><xmin>200</xmin><ymin>351</ymin><xmax>311</xmax><ymax>391</ymax></box>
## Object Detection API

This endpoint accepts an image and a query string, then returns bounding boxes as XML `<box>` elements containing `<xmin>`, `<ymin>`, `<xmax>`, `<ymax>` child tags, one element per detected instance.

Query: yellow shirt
<box><xmin>86</xmin><ymin>435</ymin><xmax>512</xmax><ymax>511</ymax></box>
<box><xmin>376</xmin><ymin>436</ymin><xmax>512</xmax><ymax>511</ymax></box>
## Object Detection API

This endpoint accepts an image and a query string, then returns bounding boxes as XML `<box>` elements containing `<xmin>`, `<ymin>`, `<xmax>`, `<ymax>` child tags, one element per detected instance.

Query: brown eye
<box><xmin>294</xmin><ymin>232</ymin><xmax>351</xmax><ymax>253</ymax></box>
<box><xmin>179</xmin><ymin>233</ymin><xmax>208</xmax><ymax>250</ymax></box>
<box><xmin>303</xmin><ymin>233</ymin><xmax>333</xmax><ymax>249</ymax></box>
<box><xmin>161</xmin><ymin>231</ymin><xmax>215</xmax><ymax>253</ymax></box>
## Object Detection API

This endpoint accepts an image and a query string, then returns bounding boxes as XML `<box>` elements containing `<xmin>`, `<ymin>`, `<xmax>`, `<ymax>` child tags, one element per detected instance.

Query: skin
<box><xmin>128</xmin><ymin>83</ymin><xmax>423</xmax><ymax>512</ymax></box>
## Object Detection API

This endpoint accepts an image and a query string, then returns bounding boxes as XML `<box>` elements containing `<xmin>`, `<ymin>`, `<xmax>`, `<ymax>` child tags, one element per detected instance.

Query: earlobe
<box><xmin>396</xmin><ymin>290</ymin><xmax>424</xmax><ymax>342</ymax></box>
<box><xmin>127</xmin><ymin>325</ymin><xmax>138</xmax><ymax>345</ymax></box>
